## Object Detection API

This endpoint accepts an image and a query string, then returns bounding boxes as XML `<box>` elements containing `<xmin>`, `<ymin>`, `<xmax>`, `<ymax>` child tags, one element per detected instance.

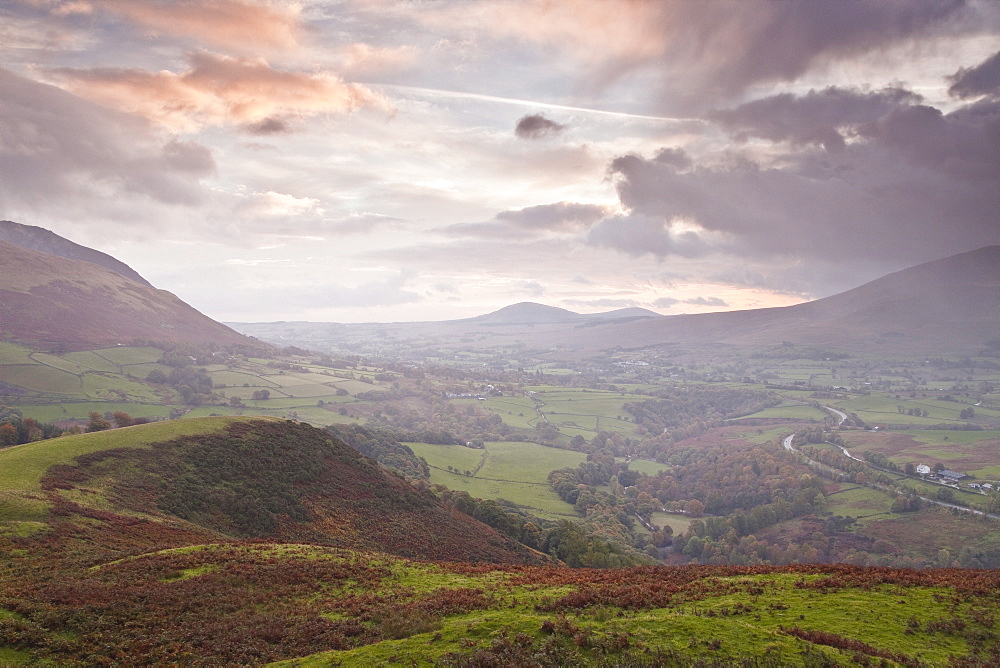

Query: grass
<box><xmin>0</xmin><ymin>342</ymin><xmax>34</xmax><ymax>365</ymax></box>
<box><xmin>477</xmin><ymin>441</ymin><xmax>586</xmax><ymax>485</ymax></box>
<box><xmin>0</xmin><ymin>417</ymin><xmax>249</xmax><ymax>494</ymax></box>
<box><xmin>273</xmin><ymin>568</ymin><xmax>983</xmax><ymax>667</ymax></box>
<box><xmin>407</xmin><ymin>442</ymin><xmax>485</xmax><ymax>474</ymax></box>
<box><xmin>408</xmin><ymin>440</ymin><xmax>585</xmax><ymax>520</ymax></box>
<box><xmin>649</xmin><ymin>511</ymin><xmax>692</xmax><ymax>534</ymax></box>
<box><xmin>11</xmin><ymin>402</ymin><xmax>174</xmax><ymax>422</ymax></box>
<box><xmin>823</xmin><ymin>486</ymin><xmax>896</xmax><ymax>524</ymax></box>
<box><xmin>0</xmin><ymin>364</ymin><xmax>84</xmax><ymax>395</ymax></box>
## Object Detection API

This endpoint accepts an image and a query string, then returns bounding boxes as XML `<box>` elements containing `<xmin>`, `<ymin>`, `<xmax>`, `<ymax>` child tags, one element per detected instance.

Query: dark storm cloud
<box><xmin>709</xmin><ymin>87</ymin><xmax>922</xmax><ymax>151</ymax></box>
<box><xmin>515</xmin><ymin>113</ymin><xmax>566</xmax><ymax>139</ymax></box>
<box><xmin>948</xmin><ymin>50</ymin><xmax>1000</xmax><ymax>99</ymax></box>
<box><xmin>584</xmin><ymin>87</ymin><xmax>1000</xmax><ymax>280</ymax></box>
<box><xmin>0</xmin><ymin>68</ymin><xmax>214</xmax><ymax>211</ymax></box>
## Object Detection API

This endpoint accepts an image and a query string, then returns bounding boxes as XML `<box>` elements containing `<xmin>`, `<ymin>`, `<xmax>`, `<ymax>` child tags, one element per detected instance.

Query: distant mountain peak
<box><xmin>0</xmin><ymin>220</ymin><xmax>152</xmax><ymax>287</ymax></box>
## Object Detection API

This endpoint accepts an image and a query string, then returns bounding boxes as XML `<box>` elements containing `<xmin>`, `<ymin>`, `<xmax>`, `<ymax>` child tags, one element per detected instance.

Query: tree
<box><xmin>0</xmin><ymin>423</ymin><xmax>17</xmax><ymax>447</ymax></box>
<box><xmin>252</xmin><ymin>389</ymin><xmax>271</xmax><ymax>401</ymax></box>
<box><xmin>86</xmin><ymin>411</ymin><xmax>112</xmax><ymax>433</ymax></box>
<box><xmin>112</xmin><ymin>412</ymin><xmax>133</xmax><ymax>428</ymax></box>
<box><xmin>146</xmin><ymin>369</ymin><xmax>168</xmax><ymax>383</ymax></box>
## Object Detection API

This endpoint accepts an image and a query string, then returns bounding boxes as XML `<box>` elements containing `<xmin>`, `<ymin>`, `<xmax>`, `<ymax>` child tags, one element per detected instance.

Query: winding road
<box><xmin>781</xmin><ymin>432</ymin><xmax>999</xmax><ymax>520</ymax></box>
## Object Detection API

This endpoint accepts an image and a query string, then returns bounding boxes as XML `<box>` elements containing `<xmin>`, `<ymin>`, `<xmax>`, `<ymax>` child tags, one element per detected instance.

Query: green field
<box><xmin>408</xmin><ymin>440</ymin><xmax>585</xmax><ymax>520</ymax></box>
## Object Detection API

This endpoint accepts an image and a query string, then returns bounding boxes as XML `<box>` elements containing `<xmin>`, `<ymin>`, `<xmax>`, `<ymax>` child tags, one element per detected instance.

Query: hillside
<box><xmin>0</xmin><ymin>417</ymin><xmax>540</xmax><ymax>564</ymax></box>
<box><xmin>1</xmin><ymin>421</ymin><xmax>998</xmax><ymax>666</ymax></box>
<box><xmin>0</xmin><ymin>239</ymin><xmax>267</xmax><ymax>352</ymax></box>
<box><xmin>229</xmin><ymin>246</ymin><xmax>999</xmax><ymax>359</ymax></box>
<box><xmin>0</xmin><ymin>220</ymin><xmax>153</xmax><ymax>287</ymax></box>
<box><xmin>598</xmin><ymin>245</ymin><xmax>1000</xmax><ymax>356</ymax></box>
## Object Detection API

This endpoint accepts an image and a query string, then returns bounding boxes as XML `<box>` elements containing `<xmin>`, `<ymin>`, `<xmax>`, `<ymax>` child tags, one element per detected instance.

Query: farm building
<box><xmin>915</xmin><ymin>464</ymin><xmax>931</xmax><ymax>475</ymax></box>
<box><xmin>936</xmin><ymin>469</ymin><xmax>969</xmax><ymax>482</ymax></box>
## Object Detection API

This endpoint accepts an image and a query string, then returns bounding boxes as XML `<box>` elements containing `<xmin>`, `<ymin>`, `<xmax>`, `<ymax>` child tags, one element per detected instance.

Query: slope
<box><xmin>580</xmin><ymin>245</ymin><xmax>1000</xmax><ymax>356</ymax></box>
<box><xmin>0</xmin><ymin>417</ymin><xmax>541</xmax><ymax>565</ymax></box>
<box><xmin>0</xmin><ymin>240</ymin><xmax>267</xmax><ymax>352</ymax></box>
<box><xmin>0</xmin><ymin>220</ymin><xmax>153</xmax><ymax>287</ymax></box>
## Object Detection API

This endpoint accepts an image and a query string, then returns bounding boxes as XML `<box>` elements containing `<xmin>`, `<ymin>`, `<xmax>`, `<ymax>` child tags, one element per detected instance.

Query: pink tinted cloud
<box><xmin>401</xmin><ymin>0</ymin><xmax>971</xmax><ymax>109</ymax></box>
<box><xmin>95</xmin><ymin>0</ymin><xmax>303</xmax><ymax>51</ymax></box>
<box><xmin>47</xmin><ymin>51</ymin><xmax>389</xmax><ymax>132</ymax></box>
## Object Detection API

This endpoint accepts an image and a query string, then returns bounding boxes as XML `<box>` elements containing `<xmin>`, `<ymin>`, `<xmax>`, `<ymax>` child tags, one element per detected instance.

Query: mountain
<box><xmin>597</xmin><ymin>245</ymin><xmax>1000</xmax><ymax>356</ymax></box>
<box><xmin>230</xmin><ymin>247</ymin><xmax>997</xmax><ymax>358</ymax></box>
<box><xmin>468</xmin><ymin>302</ymin><xmax>660</xmax><ymax>325</ymax></box>
<box><xmin>0</xmin><ymin>220</ymin><xmax>153</xmax><ymax>287</ymax></box>
<box><xmin>470</xmin><ymin>302</ymin><xmax>585</xmax><ymax>324</ymax></box>
<box><xmin>0</xmin><ymin>238</ymin><xmax>265</xmax><ymax>352</ymax></box>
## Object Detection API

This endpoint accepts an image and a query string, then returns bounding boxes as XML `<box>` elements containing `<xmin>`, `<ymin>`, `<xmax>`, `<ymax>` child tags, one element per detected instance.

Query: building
<box><xmin>915</xmin><ymin>464</ymin><xmax>931</xmax><ymax>476</ymax></box>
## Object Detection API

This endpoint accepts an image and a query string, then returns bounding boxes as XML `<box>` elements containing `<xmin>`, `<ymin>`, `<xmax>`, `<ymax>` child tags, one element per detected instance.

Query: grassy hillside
<box><xmin>0</xmin><ymin>240</ymin><xmax>266</xmax><ymax>352</ymax></box>
<box><xmin>1</xmin><ymin>540</ymin><xmax>997</xmax><ymax>665</ymax></box>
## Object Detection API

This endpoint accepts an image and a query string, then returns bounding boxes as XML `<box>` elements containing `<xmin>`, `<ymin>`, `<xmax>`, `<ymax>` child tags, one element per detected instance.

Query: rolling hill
<box><xmin>230</xmin><ymin>246</ymin><xmax>999</xmax><ymax>358</ymax></box>
<box><xmin>600</xmin><ymin>245</ymin><xmax>1000</xmax><ymax>356</ymax></box>
<box><xmin>1</xmin><ymin>417</ymin><xmax>998</xmax><ymax>666</ymax></box>
<box><xmin>0</xmin><ymin>236</ymin><xmax>267</xmax><ymax>353</ymax></box>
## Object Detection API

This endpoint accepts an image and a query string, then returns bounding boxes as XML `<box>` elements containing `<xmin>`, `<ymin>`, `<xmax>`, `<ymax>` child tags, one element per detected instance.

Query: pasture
<box><xmin>408</xmin><ymin>440</ymin><xmax>586</xmax><ymax>520</ymax></box>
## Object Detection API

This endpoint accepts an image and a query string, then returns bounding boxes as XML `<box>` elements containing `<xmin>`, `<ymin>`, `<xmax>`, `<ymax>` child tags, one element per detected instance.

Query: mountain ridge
<box><xmin>0</xmin><ymin>238</ymin><xmax>267</xmax><ymax>352</ymax></box>
<box><xmin>0</xmin><ymin>220</ymin><xmax>153</xmax><ymax>287</ymax></box>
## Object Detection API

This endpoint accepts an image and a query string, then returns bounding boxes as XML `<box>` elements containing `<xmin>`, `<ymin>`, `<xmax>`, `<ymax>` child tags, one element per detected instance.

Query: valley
<box><xmin>0</xmin><ymin>226</ymin><xmax>998</xmax><ymax>664</ymax></box>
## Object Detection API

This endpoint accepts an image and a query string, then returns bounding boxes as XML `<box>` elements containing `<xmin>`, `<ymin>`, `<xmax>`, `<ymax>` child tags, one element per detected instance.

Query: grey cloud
<box><xmin>582</xmin><ymin>1</ymin><xmax>971</xmax><ymax>110</ymax></box>
<box><xmin>684</xmin><ymin>296</ymin><xmax>728</xmax><ymax>307</ymax></box>
<box><xmin>0</xmin><ymin>68</ymin><xmax>214</xmax><ymax>211</ymax></box>
<box><xmin>653</xmin><ymin>147</ymin><xmax>692</xmax><ymax>170</ymax></box>
<box><xmin>523</xmin><ymin>281</ymin><xmax>546</xmax><ymax>296</ymax></box>
<box><xmin>652</xmin><ymin>297</ymin><xmax>680</xmax><ymax>308</ymax></box>
<box><xmin>709</xmin><ymin>86</ymin><xmax>921</xmax><ymax>151</ymax></box>
<box><xmin>587</xmin><ymin>213</ymin><xmax>712</xmax><ymax>259</ymax></box>
<box><xmin>243</xmin><ymin>117</ymin><xmax>293</xmax><ymax>135</ymax></box>
<box><xmin>589</xmin><ymin>91</ymin><xmax>999</xmax><ymax>273</ymax></box>
<box><xmin>495</xmin><ymin>202</ymin><xmax>606</xmax><ymax>230</ymax></box>
<box><xmin>515</xmin><ymin>114</ymin><xmax>566</xmax><ymax>139</ymax></box>
<box><xmin>949</xmin><ymin>50</ymin><xmax>1000</xmax><ymax>99</ymax></box>
<box><xmin>441</xmin><ymin>202</ymin><xmax>607</xmax><ymax>239</ymax></box>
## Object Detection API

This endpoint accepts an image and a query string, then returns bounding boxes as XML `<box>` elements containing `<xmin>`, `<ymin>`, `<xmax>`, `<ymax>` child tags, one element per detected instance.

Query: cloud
<box><xmin>441</xmin><ymin>202</ymin><xmax>607</xmax><ymax>239</ymax></box>
<box><xmin>495</xmin><ymin>202</ymin><xmax>606</xmax><ymax>230</ymax></box>
<box><xmin>684</xmin><ymin>296</ymin><xmax>728</xmax><ymax>307</ymax></box>
<box><xmin>948</xmin><ymin>49</ymin><xmax>1000</xmax><ymax>99</ymax></box>
<box><xmin>586</xmin><ymin>87</ymin><xmax>1000</xmax><ymax>271</ymax></box>
<box><xmin>94</xmin><ymin>0</ymin><xmax>303</xmax><ymax>52</ymax></box>
<box><xmin>652</xmin><ymin>297</ymin><xmax>679</xmax><ymax>308</ymax></box>
<box><xmin>45</xmin><ymin>51</ymin><xmax>388</xmax><ymax>132</ymax></box>
<box><xmin>323</xmin><ymin>213</ymin><xmax>410</xmax><ymax>235</ymax></box>
<box><xmin>515</xmin><ymin>113</ymin><xmax>566</xmax><ymax>139</ymax></box>
<box><xmin>0</xmin><ymin>68</ymin><xmax>214</xmax><ymax>212</ymax></box>
<box><xmin>709</xmin><ymin>86</ymin><xmax>922</xmax><ymax>151</ymax></box>
<box><xmin>563</xmin><ymin>298</ymin><xmax>639</xmax><ymax>309</ymax></box>
<box><xmin>467</xmin><ymin>0</ymin><xmax>973</xmax><ymax>109</ymax></box>
<box><xmin>523</xmin><ymin>280</ymin><xmax>546</xmax><ymax>296</ymax></box>
<box><xmin>234</xmin><ymin>191</ymin><xmax>323</xmax><ymax>219</ymax></box>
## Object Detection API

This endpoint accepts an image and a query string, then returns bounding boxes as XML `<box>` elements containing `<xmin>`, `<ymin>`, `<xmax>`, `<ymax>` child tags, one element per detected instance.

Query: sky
<box><xmin>1</xmin><ymin>0</ymin><xmax>998</xmax><ymax>323</ymax></box>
